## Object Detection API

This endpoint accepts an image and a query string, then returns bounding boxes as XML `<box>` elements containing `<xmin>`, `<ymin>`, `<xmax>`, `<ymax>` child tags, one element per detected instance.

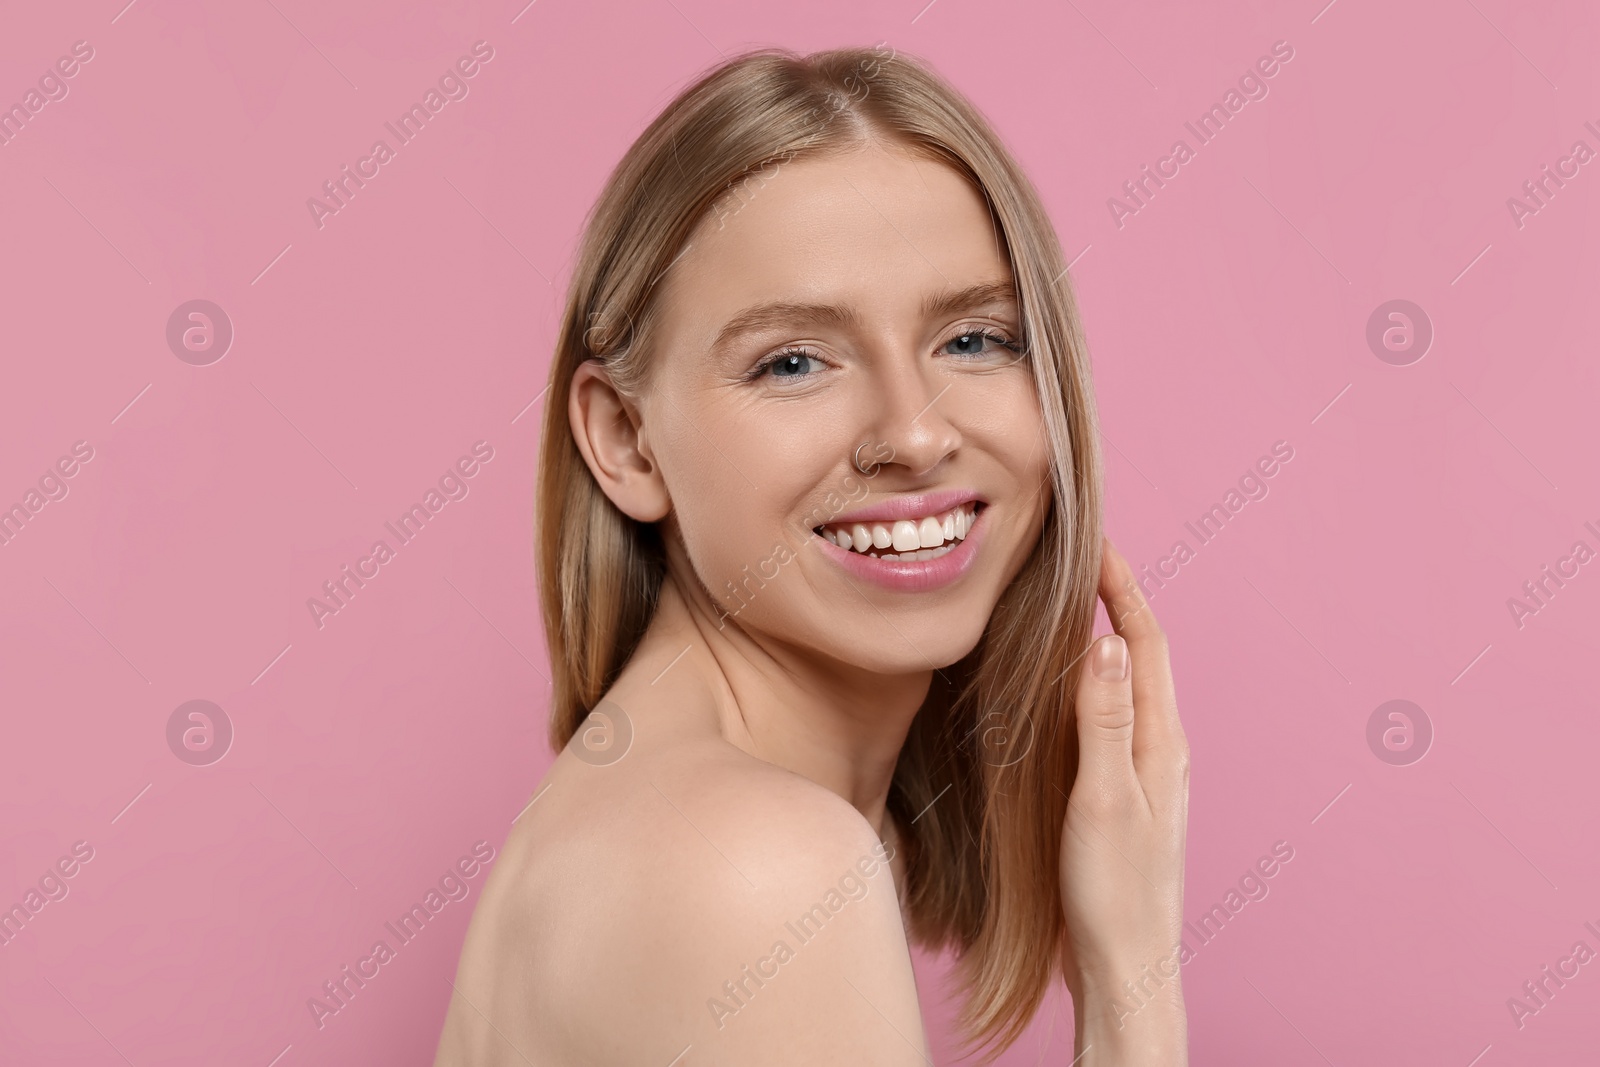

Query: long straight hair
<box><xmin>535</xmin><ymin>45</ymin><xmax>1104</xmax><ymax>1062</ymax></box>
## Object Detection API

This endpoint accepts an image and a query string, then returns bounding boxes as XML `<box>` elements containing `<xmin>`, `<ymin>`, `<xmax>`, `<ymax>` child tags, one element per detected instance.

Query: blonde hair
<box><xmin>535</xmin><ymin>44</ymin><xmax>1104</xmax><ymax>1062</ymax></box>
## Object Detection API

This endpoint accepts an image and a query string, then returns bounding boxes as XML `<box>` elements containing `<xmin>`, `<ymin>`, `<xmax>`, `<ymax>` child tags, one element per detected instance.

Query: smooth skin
<box><xmin>1062</xmin><ymin>545</ymin><xmax>1190</xmax><ymax>1062</ymax></box>
<box><xmin>433</xmin><ymin>137</ymin><xmax>1187</xmax><ymax>1065</ymax></box>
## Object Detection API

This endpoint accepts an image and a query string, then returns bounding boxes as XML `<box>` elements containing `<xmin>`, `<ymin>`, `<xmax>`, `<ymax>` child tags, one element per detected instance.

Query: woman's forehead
<box><xmin>660</xmin><ymin>146</ymin><xmax>1010</xmax><ymax>335</ymax></box>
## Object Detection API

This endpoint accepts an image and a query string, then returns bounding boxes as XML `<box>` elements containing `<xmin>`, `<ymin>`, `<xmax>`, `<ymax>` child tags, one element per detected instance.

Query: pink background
<box><xmin>2</xmin><ymin>0</ymin><xmax>1596</xmax><ymax>1063</ymax></box>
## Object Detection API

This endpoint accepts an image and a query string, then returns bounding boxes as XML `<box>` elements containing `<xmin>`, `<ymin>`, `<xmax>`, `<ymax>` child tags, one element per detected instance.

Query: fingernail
<box><xmin>1092</xmin><ymin>635</ymin><xmax>1128</xmax><ymax>682</ymax></box>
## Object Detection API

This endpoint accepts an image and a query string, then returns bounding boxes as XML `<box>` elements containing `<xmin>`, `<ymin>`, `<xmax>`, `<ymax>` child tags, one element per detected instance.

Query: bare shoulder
<box><xmin>434</xmin><ymin>721</ymin><xmax>926</xmax><ymax>1067</ymax></box>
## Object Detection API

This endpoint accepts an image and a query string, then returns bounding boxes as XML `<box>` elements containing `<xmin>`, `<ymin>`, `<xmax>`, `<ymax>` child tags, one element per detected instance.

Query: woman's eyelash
<box><xmin>743</xmin><ymin>346</ymin><xmax>817</xmax><ymax>382</ymax></box>
<box><xmin>947</xmin><ymin>329</ymin><xmax>1024</xmax><ymax>358</ymax></box>
<box><xmin>745</xmin><ymin>328</ymin><xmax>1024</xmax><ymax>382</ymax></box>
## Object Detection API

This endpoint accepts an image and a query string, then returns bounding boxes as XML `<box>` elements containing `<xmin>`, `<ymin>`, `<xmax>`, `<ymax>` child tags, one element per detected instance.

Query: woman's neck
<box><xmin>636</xmin><ymin>563</ymin><xmax>932</xmax><ymax>839</ymax></box>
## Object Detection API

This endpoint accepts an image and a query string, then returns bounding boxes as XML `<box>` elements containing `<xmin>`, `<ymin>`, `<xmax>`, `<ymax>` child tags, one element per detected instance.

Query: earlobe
<box><xmin>569</xmin><ymin>362</ymin><xmax>671</xmax><ymax>522</ymax></box>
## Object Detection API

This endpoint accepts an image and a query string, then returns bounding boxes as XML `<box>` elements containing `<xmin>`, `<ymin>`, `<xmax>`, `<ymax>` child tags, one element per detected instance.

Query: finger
<box><xmin>1071</xmin><ymin>631</ymin><xmax>1138</xmax><ymax>798</ymax></box>
<box><xmin>1098</xmin><ymin>537</ymin><xmax>1185</xmax><ymax>772</ymax></box>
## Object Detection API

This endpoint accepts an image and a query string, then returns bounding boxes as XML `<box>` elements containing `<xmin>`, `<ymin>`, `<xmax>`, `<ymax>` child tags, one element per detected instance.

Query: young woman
<box><xmin>434</xmin><ymin>45</ymin><xmax>1189</xmax><ymax>1066</ymax></box>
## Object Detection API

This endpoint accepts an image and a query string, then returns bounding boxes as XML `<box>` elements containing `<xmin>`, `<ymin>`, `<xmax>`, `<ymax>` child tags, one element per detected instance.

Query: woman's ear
<box><xmin>569</xmin><ymin>361</ymin><xmax>671</xmax><ymax>522</ymax></box>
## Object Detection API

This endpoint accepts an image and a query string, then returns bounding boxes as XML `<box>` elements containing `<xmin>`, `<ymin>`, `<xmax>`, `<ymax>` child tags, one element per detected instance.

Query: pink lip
<box><xmin>820</xmin><ymin>488</ymin><xmax>983</xmax><ymax>527</ymax></box>
<box><xmin>810</xmin><ymin>504</ymin><xmax>987</xmax><ymax>592</ymax></box>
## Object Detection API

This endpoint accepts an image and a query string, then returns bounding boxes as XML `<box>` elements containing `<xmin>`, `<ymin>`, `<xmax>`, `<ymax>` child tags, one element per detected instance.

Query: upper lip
<box><xmin>818</xmin><ymin>489</ymin><xmax>984</xmax><ymax>527</ymax></box>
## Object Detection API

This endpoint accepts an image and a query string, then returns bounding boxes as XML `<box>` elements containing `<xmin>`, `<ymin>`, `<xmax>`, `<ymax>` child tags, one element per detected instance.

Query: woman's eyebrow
<box><xmin>709</xmin><ymin>279</ymin><xmax>1018</xmax><ymax>355</ymax></box>
<box><xmin>919</xmin><ymin>279</ymin><xmax>1018</xmax><ymax>319</ymax></box>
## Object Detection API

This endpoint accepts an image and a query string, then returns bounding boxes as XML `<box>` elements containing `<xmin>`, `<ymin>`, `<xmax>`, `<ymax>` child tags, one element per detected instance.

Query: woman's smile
<box><xmin>811</xmin><ymin>493</ymin><xmax>988</xmax><ymax>591</ymax></box>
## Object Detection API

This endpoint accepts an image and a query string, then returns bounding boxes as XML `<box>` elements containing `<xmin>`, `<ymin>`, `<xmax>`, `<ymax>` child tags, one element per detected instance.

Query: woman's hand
<box><xmin>1058</xmin><ymin>537</ymin><xmax>1190</xmax><ymax>1064</ymax></box>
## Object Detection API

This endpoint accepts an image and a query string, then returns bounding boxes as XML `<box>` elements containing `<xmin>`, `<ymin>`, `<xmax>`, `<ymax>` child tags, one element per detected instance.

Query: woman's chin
<box><xmin>821</xmin><ymin>624</ymin><xmax>985</xmax><ymax>676</ymax></box>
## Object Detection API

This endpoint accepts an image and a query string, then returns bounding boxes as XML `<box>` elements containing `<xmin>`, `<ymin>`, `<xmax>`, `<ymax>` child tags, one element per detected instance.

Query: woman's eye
<box><xmin>767</xmin><ymin>352</ymin><xmax>816</xmax><ymax>378</ymax></box>
<box><xmin>943</xmin><ymin>330</ymin><xmax>1016</xmax><ymax>359</ymax></box>
<box><xmin>751</xmin><ymin>331</ymin><xmax>1018</xmax><ymax>384</ymax></box>
<box><xmin>745</xmin><ymin>348</ymin><xmax>828</xmax><ymax>385</ymax></box>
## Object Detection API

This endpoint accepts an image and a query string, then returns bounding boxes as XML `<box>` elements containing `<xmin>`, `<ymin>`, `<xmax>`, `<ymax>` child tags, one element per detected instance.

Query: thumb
<box><xmin>1072</xmin><ymin>634</ymin><xmax>1136</xmax><ymax>793</ymax></box>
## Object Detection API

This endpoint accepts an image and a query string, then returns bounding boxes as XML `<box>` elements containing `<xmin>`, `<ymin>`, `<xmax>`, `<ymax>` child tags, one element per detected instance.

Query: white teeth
<box><xmin>818</xmin><ymin>504</ymin><xmax>979</xmax><ymax>559</ymax></box>
<box><xmin>891</xmin><ymin>520</ymin><xmax>920</xmax><ymax>553</ymax></box>
<box><xmin>864</xmin><ymin>541</ymin><xmax>957</xmax><ymax>563</ymax></box>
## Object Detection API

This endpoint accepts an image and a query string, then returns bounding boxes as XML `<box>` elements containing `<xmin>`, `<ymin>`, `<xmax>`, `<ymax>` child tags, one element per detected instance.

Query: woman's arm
<box><xmin>1059</xmin><ymin>538</ymin><xmax>1191</xmax><ymax>1065</ymax></box>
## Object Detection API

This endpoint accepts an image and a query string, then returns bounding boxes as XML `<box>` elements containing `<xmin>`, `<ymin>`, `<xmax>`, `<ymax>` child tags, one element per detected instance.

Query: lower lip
<box><xmin>810</xmin><ymin>508</ymin><xmax>987</xmax><ymax>592</ymax></box>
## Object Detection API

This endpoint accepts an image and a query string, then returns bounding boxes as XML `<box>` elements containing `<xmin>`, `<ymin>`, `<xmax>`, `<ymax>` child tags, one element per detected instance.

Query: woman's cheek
<box><xmin>680</xmin><ymin>507</ymin><xmax>785</xmax><ymax>610</ymax></box>
<box><xmin>1006</xmin><ymin>375</ymin><xmax>1051</xmax><ymax>475</ymax></box>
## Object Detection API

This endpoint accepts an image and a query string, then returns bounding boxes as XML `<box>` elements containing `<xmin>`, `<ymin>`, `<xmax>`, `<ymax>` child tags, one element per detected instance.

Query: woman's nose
<box><xmin>865</xmin><ymin>361</ymin><xmax>963</xmax><ymax>478</ymax></box>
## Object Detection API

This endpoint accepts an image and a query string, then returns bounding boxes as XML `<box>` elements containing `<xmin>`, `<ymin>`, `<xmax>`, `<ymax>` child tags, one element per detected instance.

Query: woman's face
<box><xmin>635</xmin><ymin>141</ymin><xmax>1051</xmax><ymax>672</ymax></box>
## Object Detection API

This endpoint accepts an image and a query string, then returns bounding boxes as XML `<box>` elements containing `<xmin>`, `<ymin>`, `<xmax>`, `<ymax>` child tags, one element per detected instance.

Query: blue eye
<box><xmin>747</xmin><ymin>328</ymin><xmax>1023</xmax><ymax>385</ymax></box>
<box><xmin>746</xmin><ymin>348</ymin><xmax>823</xmax><ymax>383</ymax></box>
<box><xmin>943</xmin><ymin>330</ymin><xmax>1022</xmax><ymax>360</ymax></box>
<box><xmin>768</xmin><ymin>352</ymin><xmax>815</xmax><ymax>378</ymax></box>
